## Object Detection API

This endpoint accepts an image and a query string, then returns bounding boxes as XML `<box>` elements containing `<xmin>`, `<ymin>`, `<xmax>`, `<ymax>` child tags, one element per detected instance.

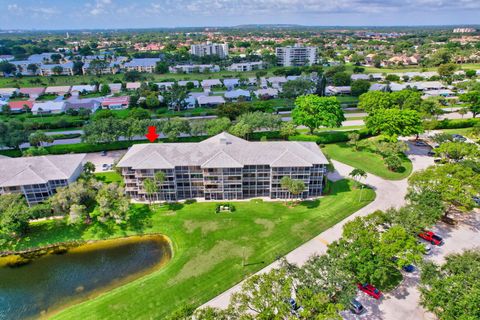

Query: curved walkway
<box><xmin>202</xmin><ymin>142</ymin><xmax>434</xmax><ymax>310</ymax></box>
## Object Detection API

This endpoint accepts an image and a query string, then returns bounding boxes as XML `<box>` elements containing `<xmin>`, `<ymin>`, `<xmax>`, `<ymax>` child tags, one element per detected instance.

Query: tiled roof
<box><xmin>117</xmin><ymin>132</ymin><xmax>328</xmax><ymax>170</ymax></box>
<box><xmin>8</xmin><ymin>100</ymin><xmax>33</xmax><ymax>110</ymax></box>
<box><xmin>0</xmin><ymin>154</ymin><xmax>85</xmax><ymax>187</ymax></box>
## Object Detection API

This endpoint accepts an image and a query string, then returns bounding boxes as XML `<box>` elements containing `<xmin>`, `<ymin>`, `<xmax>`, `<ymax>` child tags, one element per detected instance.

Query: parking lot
<box><xmin>84</xmin><ymin>150</ymin><xmax>127</xmax><ymax>172</ymax></box>
<box><xmin>341</xmin><ymin>211</ymin><xmax>480</xmax><ymax>320</ymax></box>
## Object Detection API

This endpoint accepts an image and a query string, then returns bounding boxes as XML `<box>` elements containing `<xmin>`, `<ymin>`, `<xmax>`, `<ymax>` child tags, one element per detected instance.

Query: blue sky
<box><xmin>1</xmin><ymin>0</ymin><xmax>479</xmax><ymax>29</ymax></box>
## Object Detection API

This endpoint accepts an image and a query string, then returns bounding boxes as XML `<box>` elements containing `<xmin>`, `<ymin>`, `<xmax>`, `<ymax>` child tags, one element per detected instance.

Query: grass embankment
<box><xmin>2</xmin><ymin>179</ymin><xmax>374</xmax><ymax>319</ymax></box>
<box><xmin>322</xmin><ymin>142</ymin><xmax>413</xmax><ymax>180</ymax></box>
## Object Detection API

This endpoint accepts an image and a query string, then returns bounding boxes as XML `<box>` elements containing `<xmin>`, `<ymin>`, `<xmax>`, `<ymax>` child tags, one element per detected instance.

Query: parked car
<box><xmin>392</xmin><ymin>257</ymin><xmax>415</xmax><ymax>272</ymax></box>
<box><xmin>441</xmin><ymin>215</ymin><xmax>457</xmax><ymax>225</ymax></box>
<box><xmin>472</xmin><ymin>196</ymin><xmax>480</xmax><ymax>206</ymax></box>
<box><xmin>427</xmin><ymin>151</ymin><xmax>436</xmax><ymax>157</ymax></box>
<box><xmin>434</xmin><ymin>158</ymin><xmax>442</xmax><ymax>163</ymax></box>
<box><xmin>423</xmin><ymin>244</ymin><xmax>432</xmax><ymax>255</ymax></box>
<box><xmin>418</xmin><ymin>231</ymin><xmax>444</xmax><ymax>246</ymax></box>
<box><xmin>349</xmin><ymin>299</ymin><xmax>365</xmax><ymax>314</ymax></box>
<box><xmin>452</xmin><ymin>134</ymin><xmax>466</xmax><ymax>142</ymax></box>
<box><xmin>357</xmin><ymin>283</ymin><xmax>382</xmax><ymax>299</ymax></box>
<box><xmin>286</xmin><ymin>298</ymin><xmax>303</xmax><ymax>315</ymax></box>
<box><xmin>414</xmin><ymin>140</ymin><xmax>429</xmax><ymax>147</ymax></box>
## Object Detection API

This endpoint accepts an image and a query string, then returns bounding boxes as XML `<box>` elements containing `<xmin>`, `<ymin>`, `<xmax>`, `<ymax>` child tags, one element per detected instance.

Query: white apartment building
<box><xmin>275</xmin><ymin>45</ymin><xmax>318</xmax><ymax>67</ymax></box>
<box><xmin>169</xmin><ymin>64</ymin><xmax>220</xmax><ymax>74</ymax></box>
<box><xmin>190</xmin><ymin>42</ymin><xmax>229</xmax><ymax>58</ymax></box>
<box><xmin>227</xmin><ymin>61</ymin><xmax>264</xmax><ymax>72</ymax></box>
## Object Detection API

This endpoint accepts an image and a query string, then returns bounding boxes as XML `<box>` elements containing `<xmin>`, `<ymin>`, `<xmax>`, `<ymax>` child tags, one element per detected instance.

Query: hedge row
<box><xmin>427</xmin><ymin>118</ymin><xmax>480</xmax><ymax>130</ymax></box>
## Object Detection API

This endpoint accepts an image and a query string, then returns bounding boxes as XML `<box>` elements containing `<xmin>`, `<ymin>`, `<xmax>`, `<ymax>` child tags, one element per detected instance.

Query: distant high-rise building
<box><xmin>190</xmin><ymin>42</ymin><xmax>229</xmax><ymax>58</ymax></box>
<box><xmin>275</xmin><ymin>44</ymin><xmax>318</xmax><ymax>67</ymax></box>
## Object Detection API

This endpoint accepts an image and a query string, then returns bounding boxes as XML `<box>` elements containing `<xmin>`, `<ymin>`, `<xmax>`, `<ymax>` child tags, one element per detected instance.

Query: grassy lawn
<box><xmin>94</xmin><ymin>171</ymin><xmax>123</xmax><ymax>184</ymax></box>
<box><xmin>322</xmin><ymin>142</ymin><xmax>413</xmax><ymax>180</ymax></box>
<box><xmin>2</xmin><ymin>179</ymin><xmax>375</xmax><ymax>319</ymax></box>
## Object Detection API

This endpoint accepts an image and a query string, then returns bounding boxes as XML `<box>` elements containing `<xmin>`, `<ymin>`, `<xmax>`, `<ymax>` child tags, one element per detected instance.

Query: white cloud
<box><xmin>89</xmin><ymin>0</ymin><xmax>114</xmax><ymax>16</ymax></box>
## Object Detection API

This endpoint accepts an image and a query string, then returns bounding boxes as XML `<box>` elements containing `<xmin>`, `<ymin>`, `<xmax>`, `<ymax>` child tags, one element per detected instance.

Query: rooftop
<box><xmin>117</xmin><ymin>132</ymin><xmax>328</xmax><ymax>170</ymax></box>
<box><xmin>0</xmin><ymin>154</ymin><xmax>85</xmax><ymax>187</ymax></box>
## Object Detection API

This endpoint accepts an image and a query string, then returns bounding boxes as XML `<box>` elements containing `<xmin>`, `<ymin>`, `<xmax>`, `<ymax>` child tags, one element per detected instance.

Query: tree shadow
<box><xmin>299</xmin><ymin>199</ymin><xmax>320</xmax><ymax>209</ymax></box>
<box><xmin>125</xmin><ymin>204</ymin><xmax>154</xmax><ymax>232</ymax></box>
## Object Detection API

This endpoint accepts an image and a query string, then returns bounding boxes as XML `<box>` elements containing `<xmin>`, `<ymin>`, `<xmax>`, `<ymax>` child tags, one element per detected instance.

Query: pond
<box><xmin>0</xmin><ymin>235</ymin><xmax>172</xmax><ymax>320</ymax></box>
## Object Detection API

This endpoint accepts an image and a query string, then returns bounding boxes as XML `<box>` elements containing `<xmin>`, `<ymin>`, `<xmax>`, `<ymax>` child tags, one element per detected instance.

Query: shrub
<box><xmin>215</xmin><ymin>203</ymin><xmax>236</xmax><ymax>213</ymax></box>
<box><xmin>385</xmin><ymin>155</ymin><xmax>402</xmax><ymax>172</ymax></box>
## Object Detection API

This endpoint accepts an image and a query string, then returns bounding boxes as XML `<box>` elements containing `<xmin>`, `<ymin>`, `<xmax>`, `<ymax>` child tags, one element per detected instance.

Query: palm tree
<box><xmin>349</xmin><ymin>168</ymin><xmax>367</xmax><ymax>201</ymax></box>
<box><xmin>143</xmin><ymin>178</ymin><xmax>157</xmax><ymax>205</ymax></box>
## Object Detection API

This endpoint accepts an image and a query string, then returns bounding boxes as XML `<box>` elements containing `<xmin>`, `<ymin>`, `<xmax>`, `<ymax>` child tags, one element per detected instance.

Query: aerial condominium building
<box><xmin>0</xmin><ymin>154</ymin><xmax>86</xmax><ymax>205</ymax></box>
<box><xmin>275</xmin><ymin>45</ymin><xmax>318</xmax><ymax>67</ymax></box>
<box><xmin>190</xmin><ymin>43</ymin><xmax>229</xmax><ymax>58</ymax></box>
<box><xmin>116</xmin><ymin>132</ymin><xmax>328</xmax><ymax>202</ymax></box>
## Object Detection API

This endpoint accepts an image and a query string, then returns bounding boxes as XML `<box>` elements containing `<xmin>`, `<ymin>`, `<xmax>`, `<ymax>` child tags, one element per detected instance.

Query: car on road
<box><xmin>423</xmin><ymin>244</ymin><xmax>432</xmax><ymax>255</ymax></box>
<box><xmin>427</xmin><ymin>151</ymin><xmax>436</xmax><ymax>157</ymax></box>
<box><xmin>418</xmin><ymin>231</ymin><xmax>444</xmax><ymax>246</ymax></box>
<box><xmin>349</xmin><ymin>299</ymin><xmax>365</xmax><ymax>314</ymax></box>
<box><xmin>452</xmin><ymin>134</ymin><xmax>467</xmax><ymax>142</ymax></box>
<box><xmin>357</xmin><ymin>283</ymin><xmax>382</xmax><ymax>299</ymax></box>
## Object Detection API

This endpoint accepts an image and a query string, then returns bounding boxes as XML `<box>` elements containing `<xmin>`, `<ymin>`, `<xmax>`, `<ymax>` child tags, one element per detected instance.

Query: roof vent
<box><xmin>219</xmin><ymin>138</ymin><xmax>228</xmax><ymax>145</ymax></box>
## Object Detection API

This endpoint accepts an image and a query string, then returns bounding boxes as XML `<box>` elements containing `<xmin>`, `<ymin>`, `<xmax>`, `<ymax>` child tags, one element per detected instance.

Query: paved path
<box><xmin>202</xmin><ymin>142</ymin><xmax>434</xmax><ymax>310</ymax></box>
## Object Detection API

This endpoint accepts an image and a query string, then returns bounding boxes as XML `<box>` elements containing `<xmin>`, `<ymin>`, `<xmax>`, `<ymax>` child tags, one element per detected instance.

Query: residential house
<box><xmin>104</xmin><ymin>83</ymin><xmax>122</xmax><ymax>94</ymax></box>
<box><xmin>19</xmin><ymin>87</ymin><xmax>45</xmax><ymax>99</ymax></box>
<box><xmin>267</xmin><ymin>76</ymin><xmax>287</xmax><ymax>88</ymax></box>
<box><xmin>369</xmin><ymin>83</ymin><xmax>388</xmax><ymax>91</ymax></box>
<box><xmin>116</xmin><ymin>132</ymin><xmax>327</xmax><ymax>201</ymax></box>
<box><xmin>0</xmin><ymin>154</ymin><xmax>86</xmax><ymax>205</ymax></box>
<box><xmin>197</xmin><ymin>95</ymin><xmax>226</xmax><ymax>107</ymax></box>
<box><xmin>224</xmin><ymin>89</ymin><xmax>251</xmax><ymax>101</ymax></box>
<box><xmin>0</xmin><ymin>88</ymin><xmax>19</xmax><ymax>99</ymax></box>
<box><xmin>156</xmin><ymin>82</ymin><xmax>175</xmax><ymax>91</ymax></box>
<box><xmin>101</xmin><ymin>96</ymin><xmax>130</xmax><ymax>110</ymax></box>
<box><xmin>32</xmin><ymin>101</ymin><xmax>67</xmax><ymax>115</ymax></box>
<box><xmin>9</xmin><ymin>60</ymin><xmax>40</xmax><ymax>75</ymax></box>
<box><xmin>254</xmin><ymin>88</ymin><xmax>279</xmax><ymax>99</ymax></box>
<box><xmin>201</xmin><ymin>79</ymin><xmax>223</xmax><ymax>89</ymax></box>
<box><xmin>65</xmin><ymin>97</ymin><xmax>102</xmax><ymax>113</ymax></box>
<box><xmin>70</xmin><ymin>85</ymin><xmax>97</xmax><ymax>96</ymax></box>
<box><xmin>326</xmin><ymin>86</ymin><xmax>351</xmax><ymax>95</ymax></box>
<box><xmin>124</xmin><ymin>58</ymin><xmax>160</xmax><ymax>73</ymax></box>
<box><xmin>8</xmin><ymin>100</ymin><xmax>33</xmax><ymax>113</ymax></box>
<box><xmin>178</xmin><ymin>80</ymin><xmax>200</xmax><ymax>88</ymax></box>
<box><xmin>223</xmin><ymin>78</ymin><xmax>240</xmax><ymax>90</ymax></box>
<box><xmin>126</xmin><ymin>82</ymin><xmax>141</xmax><ymax>91</ymax></box>
<box><xmin>45</xmin><ymin>86</ymin><xmax>71</xmax><ymax>95</ymax></box>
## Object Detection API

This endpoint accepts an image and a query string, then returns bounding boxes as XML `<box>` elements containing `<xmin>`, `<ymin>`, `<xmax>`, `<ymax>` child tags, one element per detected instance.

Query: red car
<box><xmin>357</xmin><ymin>283</ymin><xmax>382</xmax><ymax>299</ymax></box>
<box><xmin>418</xmin><ymin>231</ymin><xmax>444</xmax><ymax>246</ymax></box>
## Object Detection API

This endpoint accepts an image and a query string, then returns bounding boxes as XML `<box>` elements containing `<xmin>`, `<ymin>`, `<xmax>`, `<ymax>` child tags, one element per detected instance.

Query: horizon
<box><xmin>1</xmin><ymin>0</ymin><xmax>480</xmax><ymax>30</ymax></box>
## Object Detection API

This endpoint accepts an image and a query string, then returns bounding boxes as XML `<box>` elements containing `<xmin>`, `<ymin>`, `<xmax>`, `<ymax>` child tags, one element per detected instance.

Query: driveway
<box><xmin>202</xmin><ymin>142</ymin><xmax>435</xmax><ymax>310</ymax></box>
<box><xmin>84</xmin><ymin>150</ymin><xmax>127</xmax><ymax>172</ymax></box>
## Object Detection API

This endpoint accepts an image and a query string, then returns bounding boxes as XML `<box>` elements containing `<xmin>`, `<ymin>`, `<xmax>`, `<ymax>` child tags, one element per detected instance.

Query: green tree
<box><xmin>435</xmin><ymin>141</ymin><xmax>480</xmax><ymax>162</ymax></box>
<box><xmin>384</xmin><ymin>154</ymin><xmax>402</xmax><ymax>172</ymax></box>
<box><xmin>408</xmin><ymin>163</ymin><xmax>480</xmax><ymax>211</ymax></box>
<box><xmin>100</xmin><ymin>84</ymin><xmax>111</xmax><ymax>95</ymax></box>
<box><xmin>27</xmin><ymin>63</ymin><xmax>38</xmax><ymax>74</ymax></box>
<box><xmin>351</xmin><ymin>79</ymin><xmax>371</xmax><ymax>96</ymax></box>
<box><xmin>349</xmin><ymin>168</ymin><xmax>367</xmax><ymax>188</ymax></box>
<box><xmin>88</xmin><ymin>60</ymin><xmax>109</xmax><ymax>76</ymax></box>
<box><xmin>358</xmin><ymin>91</ymin><xmax>394</xmax><ymax>113</ymax></box>
<box><xmin>52</xmin><ymin>66</ymin><xmax>63</xmax><ymax>75</ymax></box>
<box><xmin>145</xmin><ymin>94</ymin><xmax>160</xmax><ymax>109</ymax></box>
<box><xmin>279</xmin><ymin>122</ymin><xmax>298</xmax><ymax>139</ymax></box>
<box><xmin>216</xmin><ymin>102</ymin><xmax>251</xmax><ymax>120</ymax></box>
<box><xmin>0</xmin><ymin>120</ymin><xmax>28</xmax><ymax>149</ymax></box>
<box><xmin>292</xmin><ymin>95</ymin><xmax>345</xmax><ymax>134</ymax></box>
<box><xmin>1</xmin><ymin>105</ymin><xmax>10</xmax><ymax>115</ymax></box>
<box><xmin>365</xmin><ymin>108</ymin><xmax>423</xmax><ymax>140</ymax></box>
<box><xmin>0</xmin><ymin>194</ymin><xmax>29</xmax><ymax>241</ymax></box>
<box><xmin>459</xmin><ymin>91</ymin><xmax>480</xmax><ymax>118</ymax></box>
<box><xmin>162</xmin><ymin>117</ymin><xmax>191</xmax><ymax>140</ymax></box>
<box><xmin>129</xmin><ymin>107</ymin><xmax>151</xmax><ymax>120</ymax></box>
<box><xmin>22</xmin><ymin>146</ymin><xmax>49</xmax><ymax>157</ymax></box>
<box><xmin>155</xmin><ymin>61</ymin><xmax>169</xmax><ymax>74</ymax></box>
<box><xmin>28</xmin><ymin>131</ymin><xmax>54</xmax><ymax>147</ymax></box>
<box><xmin>419</xmin><ymin>249</ymin><xmax>480</xmax><ymax>320</ymax></box>
<box><xmin>280</xmin><ymin>79</ymin><xmax>315</xmax><ymax>99</ymax></box>
<box><xmin>164</xmin><ymin>84</ymin><xmax>187</xmax><ymax>112</ymax></box>
<box><xmin>332</xmin><ymin>72</ymin><xmax>351</xmax><ymax>86</ymax></box>
<box><xmin>0</xmin><ymin>61</ymin><xmax>16</xmax><ymax>75</ymax></box>
<box><xmin>143</xmin><ymin>178</ymin><xmax>157</xmax><ymax>205</ymax></box>
<box><xmin>93</xmin><ymin>183</ymin><xmax>130</xmax><ymax>224</ymax></box>
<box><xmin>347</xmin><ymin>132</ymin><xmax>360</xmax><ymax>151</ymax></box>
<box><xmin>437</xmin><ymin>63</ymin><xmax>458</xmax><ymax>78</ymax></box>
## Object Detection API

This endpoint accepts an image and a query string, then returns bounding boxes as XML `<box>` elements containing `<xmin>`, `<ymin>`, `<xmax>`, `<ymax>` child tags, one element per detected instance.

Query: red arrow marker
<box><xmin>145</xmin><ymin>126</ymin><xmax>159</xmax><ymax>142</ymax></box>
